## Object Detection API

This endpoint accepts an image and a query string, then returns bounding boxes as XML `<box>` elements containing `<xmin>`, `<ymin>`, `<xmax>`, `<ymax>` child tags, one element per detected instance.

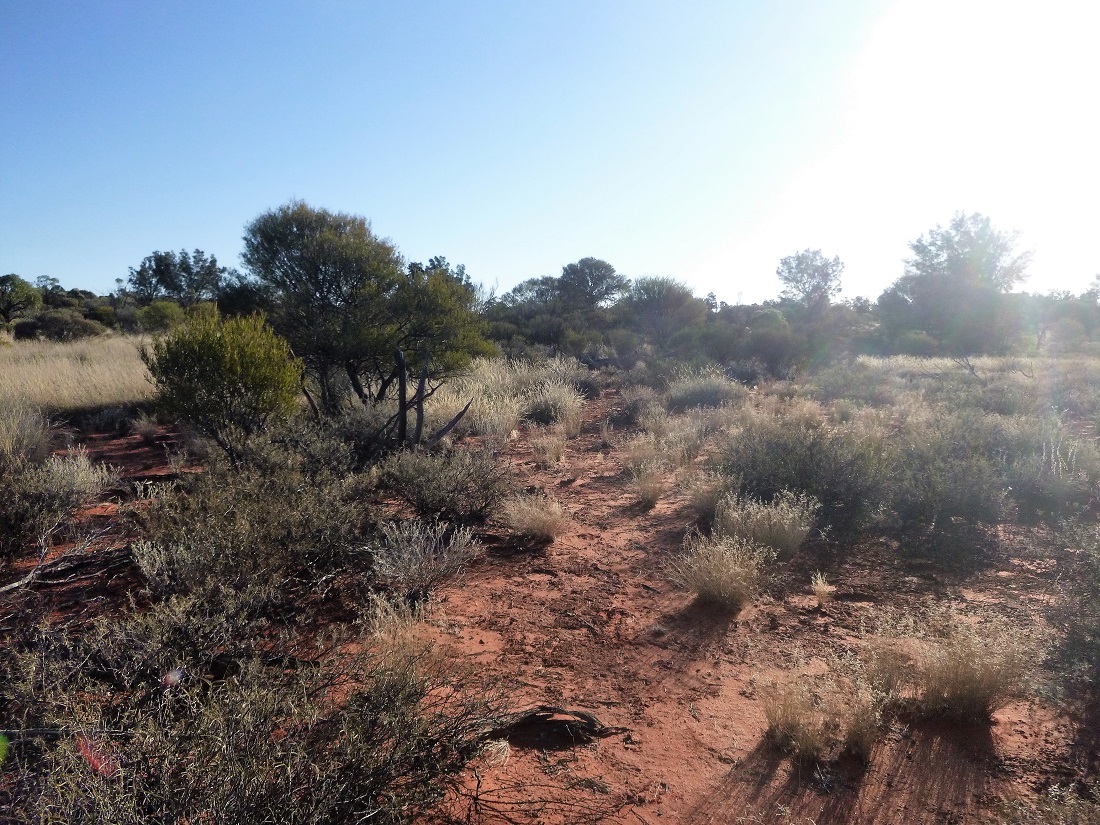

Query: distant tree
<box><xmin>241</xmin><ymin>201</ymin><xmax>491</xmax><ymax>413</ymax></box>
<box><xmin>877</xmin><ymin>212</ymin><xmax>1030</xmax><ymax>355</ymax></box>
<box><xmin>617</xmin><ymin>277</ymin><xmax>708</xmax><ymax>348</ymax></box>
<box><xmin>127</xmin><ymin>249</ymin><xmax>231</xmax><ymax>306</ymax></box>
<box><xmin>776</xmin><ymin>250</ymin><xmax>844</xmax><ymax>317</ymax></box>
<box><xmin>0</xmin><ymin>274</ymin><xmax>42</xmax><ymax>325</ymax></box>
<box><xmin>557</xmin><ymin>257</ymin><xmax>629</xmax><ymax>311</ymax></box>
<box><xmin>906</xmin><ymin>212</ymin><xmax>1030</xmax><ymax>291</ymax></box>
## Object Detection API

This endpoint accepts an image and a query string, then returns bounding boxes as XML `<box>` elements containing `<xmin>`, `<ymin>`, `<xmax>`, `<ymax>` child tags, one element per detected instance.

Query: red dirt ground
<box><xmin>3</xmin><ymin>397</ymin><xmax>1094</xmax><ymax>824</ymax></box>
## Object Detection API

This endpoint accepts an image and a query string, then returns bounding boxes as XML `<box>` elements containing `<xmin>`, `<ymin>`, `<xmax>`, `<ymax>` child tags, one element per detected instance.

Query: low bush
<box><xmin>132</xmin><ymin>467</ymin><xmax>371</xmax><ymax>612</ymax></box>
<box><xmin>713</xmin><ymin>490</ymin><xmax>820</xmax><ymax>556</ymax></box>
<box><xmin>373</xmin><ymin>519</ymin><xmax>478</xmax><ymax>603</ymax></box>
<box><xmin>715</xmin><ymin>411</ymin><xmax>885</xmax><ymax>534</ymax></box>
<box><xmin>3</xmin><ymin>610</ymin><xmax>503</xmax><ymax>824</ymax></box>
<box><xmin>668</xmin><ymin>533</ymin><xmax>772</xmax><ymax>611</ymax></box>
<box><xmin>381</xmin><ymin>448</ymin><xmax>510</xmax><ymax>521</ymax></box>
<box><xmin>884</xmin><ymin>410</ymin><xmax>1010</xmax><ymax>535</ymax></box>
<box><xmin>665</xmin><ymin>366</ymin><xmax>747</xmax><ymax>412</ymax></box>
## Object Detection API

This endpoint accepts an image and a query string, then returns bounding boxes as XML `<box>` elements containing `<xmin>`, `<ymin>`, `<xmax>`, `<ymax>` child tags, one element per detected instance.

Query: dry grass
<box><xmin>669</xmin><ymin>533</ymin><xmax>772</xmax><ymax>610</ymax></box>
<box><xmin>915</xmin><ymin>615</ymin><xmax>1037</xmax><ymax>719</ymax></box>
<box><xmin>631</xmin><ymin>461</ymin><xmax>667</xmax><ymax>509</ymax></box>
<box><xmin>714</xmin><ymin>490</ymin><xmax>820</xmax><ymax>556</ymax></box>
<box><xmin>810</xmin><ymin>571</ymin><xmax>833</xmax><ymax>606</ymax></box>
<box><xmin>497</xmin><ymin>493</ymin><xmax>570</xmax><ymax>541</ymax></box>
<box><xmin>0</xmin><ymin>335</ymin><xmax>152</xmax><ymax>412</ymax></box>
<box><xmin>761</xmin><ymin>680</ymin><xmax>831</xmax><ymax>762</ymax></box>
<box><xmin>530</xmin><ymin>425</ymin><xmax>567</xmax><ymax>469</ymax></box>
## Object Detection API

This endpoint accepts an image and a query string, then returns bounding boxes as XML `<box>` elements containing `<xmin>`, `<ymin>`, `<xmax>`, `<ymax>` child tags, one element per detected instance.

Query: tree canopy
<box><xmin>876</xmin><ymin>212</ymin><xmax>1031</xmax><ymax>355</ymax></box>
<box><xmin>776</xmin><ymin>249</ymin><xmax>843</xmax><ymax>316</ymax></box>
<box><xmin>127</xmin><ymin>250</ymin><xmax>231</xmax><ymax>307</ymax></box>
<box><xmin>241</xmin><ymin>200</ymin><xmax>491</xmax><ymax>412</ymax></box>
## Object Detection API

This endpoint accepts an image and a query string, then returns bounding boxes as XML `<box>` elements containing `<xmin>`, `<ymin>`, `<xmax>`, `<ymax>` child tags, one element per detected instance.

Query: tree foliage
<box><xmin>0</xmin><ymin>274</ymin><xmax>42</xmax><ymax>325</ymax></box>
<box><xmin>876</xmin><ymin>213</ymin><xmax>1031</xmax><ymax>355</ymax></box>
<box><xmin>127</xmin><ymin>249</ymin><xmax>231</xmax><ymax>307</ymax></box>
<box><xmin>776</xmin><ymin>249</ymin><xmax>843</xmax><ymax>316</ymax></box>
<box><xmin>241</xmin><ymin>201</ymin><xmax>491</xmax><ymax>413</ymax></box>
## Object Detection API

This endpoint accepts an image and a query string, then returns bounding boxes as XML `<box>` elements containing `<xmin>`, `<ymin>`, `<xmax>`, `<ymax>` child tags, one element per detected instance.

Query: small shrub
<box><xmin>716</xmin><ymin>410</ymin><xmax>885</xmax><ymax>535</ymax></box>
<box><xmin>131</xmin><ymin>411</ymin><xmax>160</xmax><ymax>444</ymax></box>
<box><xmin>713</xmin><ymin>490</ymin><xmax>820</xmax><ymax>556</ymax></box>
<box><xmin>382</xmin><ymin>448</ymin><xmax>510</xmax><ymax>521</ymax></box>
<box><xmin>669</xmin><ymin>533</ymin><xmax>772</xmax><ymax>611</ymax></box>
<box><xmin>631</xmin><ymin>461</ymin><xmax>667</xmax><ymax>509</ymax></box>
<box><xmin>497</xmin><ymin>493</ymin><xmax>569</xmax><ymax>541</ymax></box>
<box><xmin>132</xmin><ymin>468</ymin><xmax>370</xmax><ymax>609</ymax></box>
<box><xmin>373</xmin><ymin>519</ymin><xmax>478</xmax><ymax>603</ymax></box>
<box><xmin>665</xmin><ymin>366</ymin><xmax>747</xmax><ymax>412</ymax></box>
<box><xmin>141</xmin><ymin>311</ymin><xmax>303</xmax><ymax>461</ymax></box>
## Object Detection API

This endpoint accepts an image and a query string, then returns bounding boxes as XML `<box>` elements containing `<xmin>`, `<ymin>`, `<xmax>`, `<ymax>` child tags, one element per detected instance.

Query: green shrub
<box><xmin>381</xmin><ymin>448</ymin><xmax>510</xmax><ymax>521</ymax></box>
<box><xmin>884</xmin><ymin>412</ymin><xmax>1009</xmax><ymax>535</ymax></box>
<box><xmin>142</xmin><ymin>312</ymin><xmax>302</xmax><ymax>460</ymax></box>
<box><xmin>715</xmin><ymin>413</ymin><xmax>885</xmax><ymax>535</ymax></box>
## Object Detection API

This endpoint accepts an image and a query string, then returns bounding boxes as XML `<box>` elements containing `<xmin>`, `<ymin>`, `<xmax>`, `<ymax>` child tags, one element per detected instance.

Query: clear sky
<box><xmin>2</xmin><ymin>1</ymin><xmax>1098</xmax><ymax>305</ymax></box>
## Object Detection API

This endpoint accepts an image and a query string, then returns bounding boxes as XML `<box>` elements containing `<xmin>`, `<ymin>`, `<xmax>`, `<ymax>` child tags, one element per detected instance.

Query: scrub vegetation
<box><xmin>3</xmin><ymin>205</ymin><xmax>1100</xmax><ymax>822</ymax></box>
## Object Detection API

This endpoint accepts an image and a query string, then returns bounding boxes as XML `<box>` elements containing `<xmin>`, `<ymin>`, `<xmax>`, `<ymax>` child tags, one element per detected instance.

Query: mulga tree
<box><xmin>240</xmin><ymin>201</ymin><xmax>492</xmax><ymax>415</ymax></box>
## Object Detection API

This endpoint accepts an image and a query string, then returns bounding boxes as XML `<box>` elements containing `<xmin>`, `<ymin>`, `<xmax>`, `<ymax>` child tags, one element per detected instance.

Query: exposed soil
<box><xmin>4</xmin><ymin>396</ymin><xmax>1095</xmax><ymax>824</ymax></box>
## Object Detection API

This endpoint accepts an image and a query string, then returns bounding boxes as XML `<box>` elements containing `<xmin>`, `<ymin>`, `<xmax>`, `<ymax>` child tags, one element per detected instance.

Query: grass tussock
<box><xmin>761</xmin><ymin>680</ymin><xmax>832</xmax><ymax>762</ymax></box>
<box><xmin>669</xmin><ymin>533</ymin><xmax>773</xmax><ymax>611</ymax></box>
<box><xmin>530</xmin><ymin>425</ymin><xmax>567</xmax><ymax>469</ymax></box>
<box><xmin>713</xmin><ymin>490</ymin><xmax>820</xmax><ymax>556</ymax></box>
<box><xmin>497</xmin><ymin>493</ymin><xmax>570</xmax><ymax>542</ymax></box>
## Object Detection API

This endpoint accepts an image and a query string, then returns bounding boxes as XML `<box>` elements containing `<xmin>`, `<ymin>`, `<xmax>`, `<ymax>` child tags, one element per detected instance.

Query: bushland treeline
<box><xmin>4</xmin><ymin>205</ymin><xmax>1098</xmax><ymax>383</ymax></box>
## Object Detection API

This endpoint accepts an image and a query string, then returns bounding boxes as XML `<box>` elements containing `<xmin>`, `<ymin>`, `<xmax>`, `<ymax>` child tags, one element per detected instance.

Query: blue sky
<box><xmin>2</xmin><ymin>1</ymin><xmax>1097</xmax><ymax>304</ymax></box>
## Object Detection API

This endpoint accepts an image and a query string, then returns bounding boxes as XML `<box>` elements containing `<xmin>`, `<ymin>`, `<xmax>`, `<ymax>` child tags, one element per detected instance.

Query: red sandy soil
<box><xmin>3</xmin><ymin>399</ymin><xmax>1095</xmax><ymax>824</ymax></box>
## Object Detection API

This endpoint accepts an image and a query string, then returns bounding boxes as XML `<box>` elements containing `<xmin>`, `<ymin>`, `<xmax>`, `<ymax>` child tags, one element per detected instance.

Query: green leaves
<box><xmin>141</xmin><ymin>311</ymin><xmax>302</xmax><ymax>460</ymax></box>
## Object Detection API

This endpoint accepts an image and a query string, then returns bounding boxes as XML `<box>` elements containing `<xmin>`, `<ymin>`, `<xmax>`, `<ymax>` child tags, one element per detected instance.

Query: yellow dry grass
<box><xmin>0</xmin><ymin>336</ymin><xmax>152</xmax><ymax>412</ymax></box>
